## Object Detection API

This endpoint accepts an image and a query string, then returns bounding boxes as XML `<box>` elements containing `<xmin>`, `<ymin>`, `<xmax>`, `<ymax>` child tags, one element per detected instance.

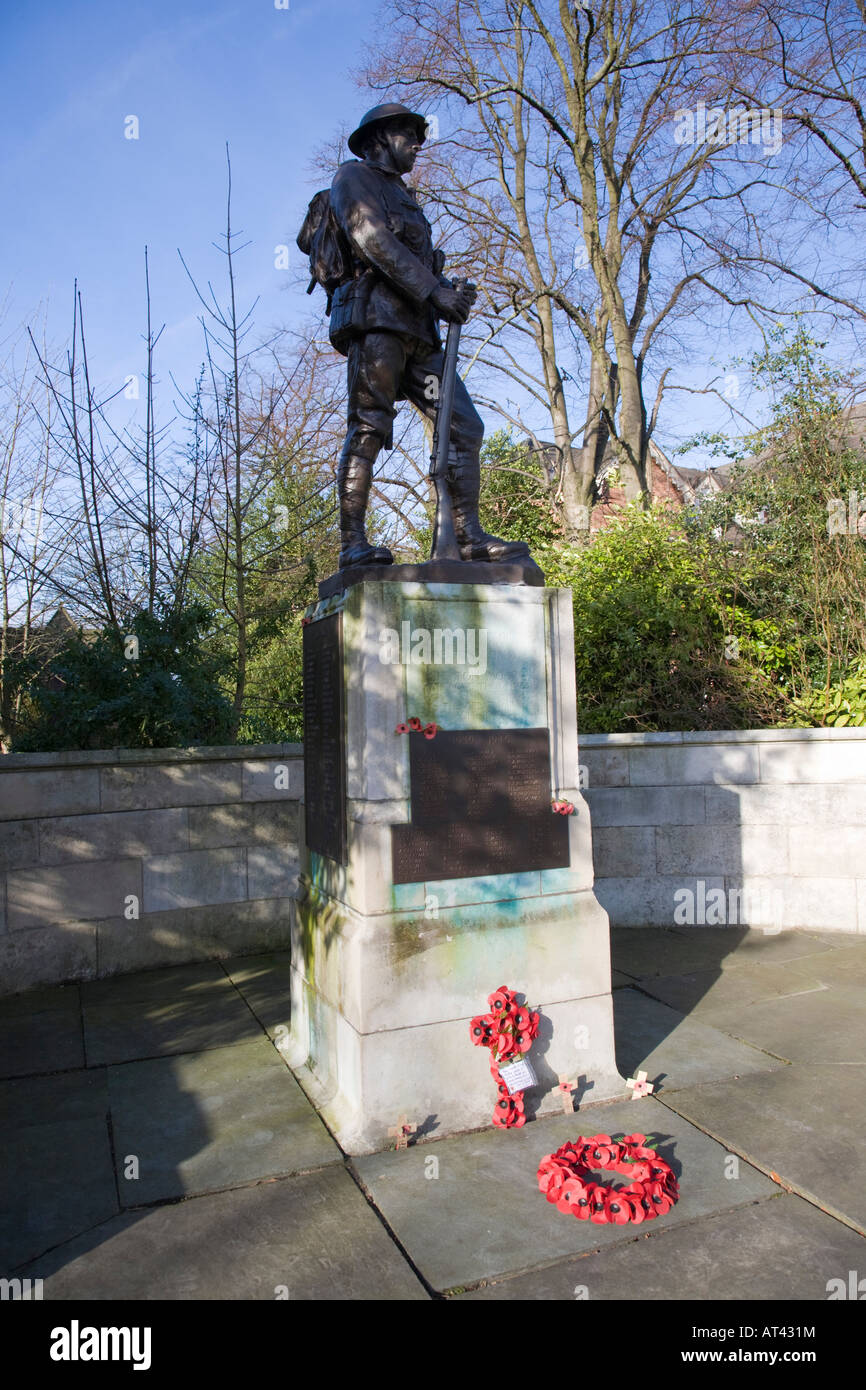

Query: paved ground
<box><xmin>2</xmin><ymin>927</ymin><xmax>864</xmax><ymax>1300</ymax></box>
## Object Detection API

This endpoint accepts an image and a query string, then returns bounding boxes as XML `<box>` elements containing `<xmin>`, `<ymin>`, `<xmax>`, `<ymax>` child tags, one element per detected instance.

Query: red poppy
<box><xmin>557</xmin><ymin>1144</ymin><xmax>584</xmax><ymax>1169</ymax></box>
<box><xmin>555</xmin><ymin>1178</ymin><xmax>591</xmax><ymax>1215</ymax></box>
<box><xmin>408</xmin><ymin>717</ymin><xmax>423</xmax><ymax>731</ymax></box>
<box><xmin>469</xmin><ymin>1015</ymin><xmax>494</xmax><ymax>1046</ymax></box>
<box><xmin>513</xmin><ymin>1006</ymin><xmax>530</xmax><ymax>1030</ymax></box>
<box><xmin>423</xmin><ymin>722</ymin><xmax>437</xmax><ymax>740</ymax></box>
<box><xmin>538</xmin><ymin>1167</ymin><xmax>567</xmax><ymax>1202</ymax></box>
<box><xmin>526</xmin><ymin>1011</ymin><xmax>541</xmax><ymax>1040</ymax></box>
<box><xmin>605</xmin><ymin>1189</ymin><xmax>633</xmax><ymax>1225</ymax></box>
<box><xmin>648</xmin><ymin>1160</ymin><xmax>673</xmax><ymax>1184</ymax></box>
<box><xmin>630</xmin><ymin>1146</ymin><xmax>657</xmax><ymax>1162</ymax></box>
<box><xmin>492</xmin><ymin>1094</ymin><xmax>524</xmax><ymax>1128</ymax></box>
<box><xmin>572</xmin><ymin>1188</ymin><xmax>595</xmax><ymax>1220</ymax></box>
<box><xmin>644</xmin><ymin>1180</ymin><xmax>674</xmax><ymax>1216</ymax></box>
<box><xmin>395</xmin><ymin>723</ymin><xmax>409</xmax><ymax>735</ymax></box>
<box><xmin>618</xmin><ymin>1192</ymin><xmax>646</xmax><ymax>1224</ymax></box>
<box><xmin>300</xmin><ymin>617</ymin><xmax>312</xmax><ymax>627</ymax></box>
<box><xmin>487</xmin><ymin>986</ymin><xmax>513</xmax><ymax>1013</ymax></box>
<box><xmin>590</xmin><ymin>1189</ymin><xmax>613</xmax><ymax>1224</ymax></box>
<box><xmin>516</xmin><ymin>1031</ymin><xmax>533</xmax><ymax>1053</ymax></box>
<box><xmin>586</xmin><ymin>1136</ymin><xmax>621</xmax><ymax>1167</ymax></box>
<box><xmin>622</xmin><ymin>1133</ymin><xmax>648</xmax><ymax>1149</ymax></box>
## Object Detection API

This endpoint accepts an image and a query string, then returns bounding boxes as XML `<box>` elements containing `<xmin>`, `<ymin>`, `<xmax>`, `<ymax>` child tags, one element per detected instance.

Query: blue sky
<box><xmin>0</xmin><ymin>0</ymin><xmax>371</xmax><ymax>400</ymax></box>
<box><xmin>2</xmin><ymin>0</ymin><xmax>863</xmax><ymax>467</ymax></box>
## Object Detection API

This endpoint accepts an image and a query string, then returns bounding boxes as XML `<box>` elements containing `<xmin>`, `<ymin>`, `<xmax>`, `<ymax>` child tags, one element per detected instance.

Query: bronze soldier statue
<box><xmin>301</xmin><ymin>102</ymin><xmax>531</xmax><ymax>570</ymax></box>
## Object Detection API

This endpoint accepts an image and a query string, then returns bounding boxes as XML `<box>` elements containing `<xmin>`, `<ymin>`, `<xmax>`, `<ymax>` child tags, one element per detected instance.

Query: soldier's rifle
<box><xmin>429</xmin><ymin>282</ymin><xmax>469</xmax><ymax>562</ymax></box>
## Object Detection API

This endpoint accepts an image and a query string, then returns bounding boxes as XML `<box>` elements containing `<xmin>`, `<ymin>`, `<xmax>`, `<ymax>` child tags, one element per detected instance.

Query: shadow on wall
<box><xmin>600</xmin><ymin>783</ymin><xmax>751</xmax><ymax>1087</ymax></box>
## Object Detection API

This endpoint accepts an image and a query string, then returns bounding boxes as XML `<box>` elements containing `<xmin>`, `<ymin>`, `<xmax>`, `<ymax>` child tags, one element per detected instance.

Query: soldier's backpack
<box><xmin>296</xmin><ymin>190</ymin><xmax>353</xmax><ymax>311</ymax></box>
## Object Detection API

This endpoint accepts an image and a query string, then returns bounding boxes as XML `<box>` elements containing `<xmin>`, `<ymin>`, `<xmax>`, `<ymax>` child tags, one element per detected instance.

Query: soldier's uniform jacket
<box><xmin>328</xmin><ymin>158</ymin><xmax>447</xmax><ymax>355</ymax></box>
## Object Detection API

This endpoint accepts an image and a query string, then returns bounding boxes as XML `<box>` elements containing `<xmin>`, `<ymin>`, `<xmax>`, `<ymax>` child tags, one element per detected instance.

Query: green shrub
<box><xmin>535</xmin><ymin>506</ymin><xmax>791</xmax><ymax>732</ymax></box>
<box><xmin>13</xmin><ymin>602</ymin><xmax>235</xmax><ymax>751</ymax></box>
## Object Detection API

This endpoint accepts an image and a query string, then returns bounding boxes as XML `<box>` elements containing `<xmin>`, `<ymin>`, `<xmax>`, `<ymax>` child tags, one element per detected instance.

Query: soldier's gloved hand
<box><xmin>430</xmin><ymin>280</ymin><xmax>477</xmax><ymax>324</ymax></box>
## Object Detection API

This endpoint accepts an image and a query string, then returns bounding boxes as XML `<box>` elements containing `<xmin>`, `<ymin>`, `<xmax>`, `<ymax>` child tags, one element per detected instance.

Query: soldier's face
<box><xmin>381</xmin><ymin>120</ymin><xmax>423</xmax><ymax>174</ymax></box>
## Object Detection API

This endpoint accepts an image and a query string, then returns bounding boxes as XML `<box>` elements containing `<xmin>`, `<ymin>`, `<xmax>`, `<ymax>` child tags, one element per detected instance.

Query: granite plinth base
<box><xmin>291</xmin><ymin>579</ymin><xmax>623</xmax><ymax>1154</ymax></box>
<box><xmin>287</xmin><ymin>870</ymin><xmax>624</xmax><ymax>1153</ymax></box>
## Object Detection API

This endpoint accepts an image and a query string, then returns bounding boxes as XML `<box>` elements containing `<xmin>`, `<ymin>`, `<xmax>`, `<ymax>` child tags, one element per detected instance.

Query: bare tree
<box><xmin>361</xmin><ymin>0</ymin><xmax>860</xmax><ymax>522</ymax></box>
<box><xmin>27</xmin><ymin>267</ymin><xmax>216</xmax><ymax>634</ymax></box>
<box><xmin>0</xmin><ymin>315</ymin><xmax>70</xmax><ymax>747</ymax></box>
<box><xmin>718</xmin><ymin>1</ymin><xmax>866</xmax><ymax>324</ymax></box>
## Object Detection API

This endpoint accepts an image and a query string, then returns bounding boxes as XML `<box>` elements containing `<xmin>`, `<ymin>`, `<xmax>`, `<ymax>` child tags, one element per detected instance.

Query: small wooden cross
<box><xmin>626</xmin><ymin>1070</ymin><xmax>654</xmax><ymax>1099</ymax></box>
<box><xmin>555</xmin><ymin>1074</ymin><xmax>578</xmax><ymax>1114</ymax></box>
<box><xmin>388</xmin><ymin>1115</ymin><xmax>417</xmax><ymax>1150</ymax></box>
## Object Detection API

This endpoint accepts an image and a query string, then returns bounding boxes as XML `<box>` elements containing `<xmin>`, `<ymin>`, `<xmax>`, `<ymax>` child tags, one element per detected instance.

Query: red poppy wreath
<box><xmin>537</xmin><ymin>1133</ymin><xmax>679</xmax><ymax>1224</ymax></box>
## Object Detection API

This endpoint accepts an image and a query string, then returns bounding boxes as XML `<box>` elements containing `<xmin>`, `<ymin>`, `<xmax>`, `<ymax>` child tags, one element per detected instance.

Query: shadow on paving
<box><xmin>3</xmin><ymin>929</ymin><xmax>864</xmax><ymax>1299</ymax></box>
<box><xmin>0</xmin><ymin>953</ymin><xmax>357</xmax><ymax>1296</ymax></box>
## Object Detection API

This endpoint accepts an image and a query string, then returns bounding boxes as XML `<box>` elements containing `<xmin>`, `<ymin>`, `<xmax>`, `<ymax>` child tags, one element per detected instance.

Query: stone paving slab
<box><xmin>221</xmin><ymin>951</ymin><xmax>293</xmax><ymax>1034</ymax></box>
<box><xmin>28</xmin><ymin>1167</ymin><xmax>428</xmax><ymax>1300</ymax></box>
<box><xmin>700</xmin><ymin>982</ymin><xmax>865</xmax><ymax>1066</ymax></box>
<box><xmin>1</xmin><ymin>1065</ymin><xmax>107</xmax><ymax>1129</ymax></box>
<box><xmin>353</xmin><ymin>1098</ymin><xmax>774</xmax><ymax>1292</ymax></box>
<box><xmin>611</xmin><ymin>928</ymin><xmax>836</xmax><ymax>981</ymax></box>
<box><xmin>1</xmin><ymin>1070</ymin><xmax>117</xmax><ymax>1270</ymax></box>
<box><xmin>784</xmin><ymin>941</ymin><xmax>866</xmax><ymax>990</ymax></box>
<box><xmin>460</xmin><ymin>1193</ymin><xmax>866</xmax><ymax>1300</ymax></box>
<box><xmin>80</xmin><ymin>961</ymin><xmax>232</xmax><ymax>1005</ymax></box>
<box><xmin>82</xmin><ymin>964</ymin><xmax>263</xmax><ymax>1066</ymax></box>
<box><xmin>661</xmin><ymin>1063</ymin><xmax>866</xmax><ymax>1232</ymax></box>
<box><xmin>614</xmin><ymin>988</ymin><xmax>784</xmax><ymax>1092</ymax></box>
<box><xmin>108</xmin><ymin>1039</ymin><xmax>341</xmax><ymax>1204</ymax></box>
<box><xmin>0</xmin><ymin>984</ymin><xmax>84</xmax><ymax>1079</ymax></box>
<box><xmin>635</xmin><ymin>959</ymin><xmax>827</xmax><ymax>1020</ymax></box>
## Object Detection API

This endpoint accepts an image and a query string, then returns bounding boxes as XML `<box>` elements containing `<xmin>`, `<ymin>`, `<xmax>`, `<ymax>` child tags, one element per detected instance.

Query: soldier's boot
<box><xmin>448</xmin><ymin>451</ymin><xmax>531</xmax><ymax>563</ymax></box>
<box><xmin>337</xmin><ymin>454</ymin><xmax>394</xmax><ymax>569</ymax></box>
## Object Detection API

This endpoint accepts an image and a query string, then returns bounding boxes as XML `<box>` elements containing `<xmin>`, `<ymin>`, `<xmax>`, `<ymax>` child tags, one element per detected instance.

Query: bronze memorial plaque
<box><xmin>303</xmin><ymin>614</ymin><xmax>347</xmax><ymax>865</ymax></box>
<box><xmin>392</xmin><ymin>728</ymin><xmax>570</xmax><ymax>883</ymax></box>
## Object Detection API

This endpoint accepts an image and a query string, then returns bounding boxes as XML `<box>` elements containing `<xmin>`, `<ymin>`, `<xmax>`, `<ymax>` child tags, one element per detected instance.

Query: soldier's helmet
<box><xmin>347</xmin><ymin>103</ymin><xmax>428</xmax><ymax>157</ymax></box>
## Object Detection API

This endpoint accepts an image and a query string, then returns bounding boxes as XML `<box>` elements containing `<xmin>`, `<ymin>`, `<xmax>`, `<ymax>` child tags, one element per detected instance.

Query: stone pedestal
<box><xmin>287</xmin><ymin>577</ymin><xmax>623</xmax><ymax>1154</ymax></box>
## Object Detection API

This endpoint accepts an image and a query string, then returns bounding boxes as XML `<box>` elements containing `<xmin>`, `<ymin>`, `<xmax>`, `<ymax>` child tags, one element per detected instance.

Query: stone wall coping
<box><xmin>579</xmin><ymin>728</ymin><xmax>866</xmax><ymax>747</ymax></box>
<box><xmin>0</xmin><ymin>743</ymin><xmax>304</xmax><ymax>772</ymax></box>
<box><xmin>2</xmin><ymin>729</ymin><xmax>863</xmax><ymax>771</ymax></box>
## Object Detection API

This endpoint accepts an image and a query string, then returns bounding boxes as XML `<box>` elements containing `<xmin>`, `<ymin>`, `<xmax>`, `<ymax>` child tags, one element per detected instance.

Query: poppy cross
<box><xmin>388</xmin><ymin>1115</ymin><xmax>417</xmax><ymax>1150</ymax></box>
<box><xmin>554</xmin><ymin>1074</ymin><xmax>578</xmax><ymax>1114</ymax></box>
<box><xmin>626</xmin><ymin>1070</ymin><xmax>654</xmax><ymax>1099</ymax></box>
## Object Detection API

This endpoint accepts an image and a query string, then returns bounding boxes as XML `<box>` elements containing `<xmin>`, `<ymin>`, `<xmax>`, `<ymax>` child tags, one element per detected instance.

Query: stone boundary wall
<box><xmin>2</xmin><ymin>727</ymin><xmax>864</xmax><ymax>994</ymax></box>
<box><xmin>0</xmin><ymin>745</ymin><xmax>302</xmax><ymax>995</ymax></box>
<box><xmin>580</xmin><ymin>728</ymin><xmax>866</xmax><ymax>934</ymax></box>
